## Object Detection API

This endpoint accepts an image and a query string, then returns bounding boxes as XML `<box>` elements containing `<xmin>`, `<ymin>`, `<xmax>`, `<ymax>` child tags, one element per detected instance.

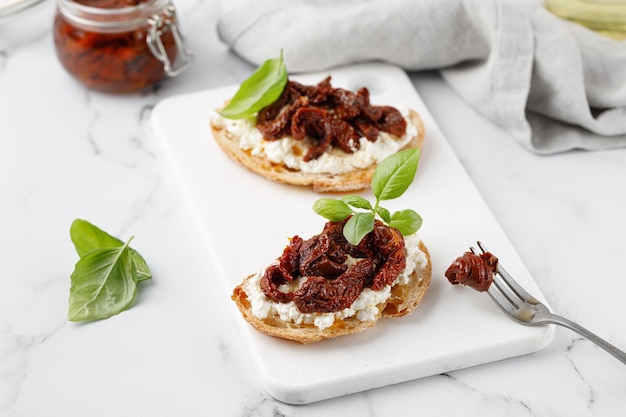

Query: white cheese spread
<box><xmin>243</xmin><ymin>233</ymin><xmax>429</xmax><ymax>330</ymax></box>
<box><xmin>210</xmin><ymin>105</ymin><xmax>418</xmax><ymax>175</ymax></box>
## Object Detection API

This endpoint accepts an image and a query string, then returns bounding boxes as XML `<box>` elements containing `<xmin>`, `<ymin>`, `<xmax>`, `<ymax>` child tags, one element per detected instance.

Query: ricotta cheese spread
<box><xmin>210</xmin><ymin>105</ymin><xmax>419</xmax><ymax>175</ymax></box>
<box><xmin>243</xmin><ymin>233</ymin><xmax>429</xmax><ymax>330</ymax></box>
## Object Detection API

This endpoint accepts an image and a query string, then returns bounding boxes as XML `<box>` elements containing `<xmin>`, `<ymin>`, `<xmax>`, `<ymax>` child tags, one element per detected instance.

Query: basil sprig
<box><xmin>68</xmin><ymin>219</ymin><xmax>152</xmax><ymax>322</ymax></box>
<box><xmin>218</xmin><ymin>52</ymin><xmax>288</xmax><ymax>119</ymax></box>
<box><xmin>313</xmin><ymin>148</ymin><xmax>422</xmax><ymax>245</ymax></box>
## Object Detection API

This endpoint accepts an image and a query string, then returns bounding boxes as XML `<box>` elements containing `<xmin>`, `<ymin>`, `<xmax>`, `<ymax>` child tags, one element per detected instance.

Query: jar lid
<box><xmin>56</xmin><ymin>0</ymin><xmax>172</xmax><ymax>32</ymax></box>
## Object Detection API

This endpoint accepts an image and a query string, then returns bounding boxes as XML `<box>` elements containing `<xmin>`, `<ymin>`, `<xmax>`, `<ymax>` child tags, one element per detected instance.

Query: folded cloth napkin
<box><xmin>217</xmin><ymin>0</ymin><xmax>626</xmax><ymax>153</ymax></box>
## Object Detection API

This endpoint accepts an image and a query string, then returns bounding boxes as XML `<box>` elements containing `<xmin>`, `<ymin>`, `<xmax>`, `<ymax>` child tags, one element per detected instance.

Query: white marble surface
<box><xmin>1</xmin><ymin>0</ymin><xmax>625</xmax><ymax>415</ymax></box>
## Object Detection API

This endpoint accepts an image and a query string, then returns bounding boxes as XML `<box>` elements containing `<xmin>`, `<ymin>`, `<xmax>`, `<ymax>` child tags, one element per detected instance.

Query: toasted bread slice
<box><xmin>231</xmin><ymin>240</ymin><xmax>431</xmax><ymax>344</ymax></box>
<box><xmin>210</xmin><ymin>109</ymin><xmax>425</xmax><ymax>193</ymax></box>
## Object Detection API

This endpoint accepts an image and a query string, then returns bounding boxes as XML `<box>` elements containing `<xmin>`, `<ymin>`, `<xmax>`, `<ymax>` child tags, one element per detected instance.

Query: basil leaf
<box><xmin>218</xmin><ymin>52</ymin><xmax>288</xmax><ymax>119</ymax></box>
<box><xmin>375</xmin><ymin>206</ymin><xmax>391</xmax><ymax>223</ymax></box>
<box><xmin>70</xmin><ymin>218</ymin><xmax>122</xmax><ymax>256</ymax></box>
<box><xmin>388</xmin><ymin>209</ymin><xmax>423</xmax><ymax>236</ymax></box>
<box><xmin>372</xmin><ymin>148</ymin><xmax>420</xmax><ymax>202</ymax></box>
<box><xmin>131</xmin><ymin>255</ymin><xmax>152</xmax><ymax>283</ymax></box>
<box><xmin>341</xmin><ymin>194</ymin><xmax>372</xmax><ymax>210</ymax></box>
<box><xmin>343</xmin><ymin>212</ymin><xmax>375</xmax><ymax>246</ymax></box>
<box><xmin>68</xmin><ymin>239</ymin><xmax>137</xmax><ymax>322</ymax></box>
<box><xmin>70</xmin><ymin>219</ymin><xmax>152</xmax><ymax>282</ymax></box>
<box><xmin>313</xmin><ymin>198</ymin><xmax>354</xmax><ymax>222</ymax></box>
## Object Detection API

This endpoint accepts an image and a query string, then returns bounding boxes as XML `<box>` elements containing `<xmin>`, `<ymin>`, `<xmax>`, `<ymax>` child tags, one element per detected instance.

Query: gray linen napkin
<box><xmin>216</xmin><ymin>0</ymin><xmax>626</xmax><ymax>153</ymax></box>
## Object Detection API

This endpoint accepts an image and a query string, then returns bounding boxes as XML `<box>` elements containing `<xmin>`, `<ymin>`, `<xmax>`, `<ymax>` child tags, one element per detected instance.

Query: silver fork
<box><xmin>474</xmin><ymin>241</ymin><xmax>626</xmax><ymax>365</ymax></box>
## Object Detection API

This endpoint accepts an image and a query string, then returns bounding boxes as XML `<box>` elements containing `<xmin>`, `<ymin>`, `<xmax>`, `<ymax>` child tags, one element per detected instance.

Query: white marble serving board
<box><xmin>151</xmin><ymin>62</ymin><xmax>554</xmax><ymax>404</ymax></box>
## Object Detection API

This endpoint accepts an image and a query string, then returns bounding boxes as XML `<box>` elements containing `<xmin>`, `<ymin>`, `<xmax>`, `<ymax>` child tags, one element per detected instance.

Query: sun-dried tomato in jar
<box><xmin>53</xmin><ymin>0</ymin><xmax>191</xmax><ymax>93</ymax></box>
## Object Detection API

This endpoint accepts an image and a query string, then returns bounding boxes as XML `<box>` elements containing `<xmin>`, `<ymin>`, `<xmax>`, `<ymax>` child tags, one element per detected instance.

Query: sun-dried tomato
<box><xmin>260</xmin><ymin>264</ymin><xmax>294</xmax><ymax>304</ymax></box>
<box><xmin>260</xmin><ymin>219</ymin><xmax>407</xmax><ymax>313</ymax></box>
<box><xmin>445</xmin><ymin>251</ymin><xmax>498</xmax><ymax>292</ymax></box>
<box><xmin>256</xmin><ymin>77</ymin><xmax>407</xmax><ymax>160</ymax></box>
<box><xmin>293</xmin><ymin>260</ymin><xmax>374</xmax><ymax>314</ymax></box>
<box><xmin>368</xmin><ymin>223</ymin><xmax>407</xmax><ymax>291</ymax></box>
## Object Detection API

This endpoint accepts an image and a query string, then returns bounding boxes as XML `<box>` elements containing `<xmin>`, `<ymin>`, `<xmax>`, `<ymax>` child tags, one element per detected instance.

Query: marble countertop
<box><xmin>1</xmin><ymin>0</ymin><xmax>625</xmax><ymax>415</ymax></box>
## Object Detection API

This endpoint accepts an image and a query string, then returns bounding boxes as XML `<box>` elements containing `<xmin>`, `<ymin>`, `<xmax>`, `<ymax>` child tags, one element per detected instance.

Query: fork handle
<box><xmin>547</xmin><ymin>314</ymin><xmax>626</xmax><ymax>365</ymax></box>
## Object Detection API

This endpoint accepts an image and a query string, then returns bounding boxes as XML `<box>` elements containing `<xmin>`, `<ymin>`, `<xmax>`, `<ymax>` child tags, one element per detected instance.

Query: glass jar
<box><xmin>545</xmin><ymin>0</ymin><xmax>626</xmax><ymax>40</ymax></box>
<box><xmin>53</xmin><ymin>0</ymin><xmax>192</xmax><ymax>93</ymax></box>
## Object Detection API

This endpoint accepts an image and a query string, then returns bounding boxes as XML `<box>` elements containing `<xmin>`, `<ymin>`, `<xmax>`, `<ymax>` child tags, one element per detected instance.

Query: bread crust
<box><xmin>231</xmin><ymin>240</ymin><xmax>432</xmax><ymax>344</ymax></box>
<box><xmin>211</xmin><ymin>109</ymin><xmax>425</xmax><ymax>193</ymax></box>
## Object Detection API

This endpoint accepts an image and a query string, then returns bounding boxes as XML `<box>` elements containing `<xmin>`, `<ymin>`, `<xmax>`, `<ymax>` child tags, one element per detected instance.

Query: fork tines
<box><xmin>478</xmin><ymin>241</ymin><xmax>541</xmax><ymax>305</ymax></box>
